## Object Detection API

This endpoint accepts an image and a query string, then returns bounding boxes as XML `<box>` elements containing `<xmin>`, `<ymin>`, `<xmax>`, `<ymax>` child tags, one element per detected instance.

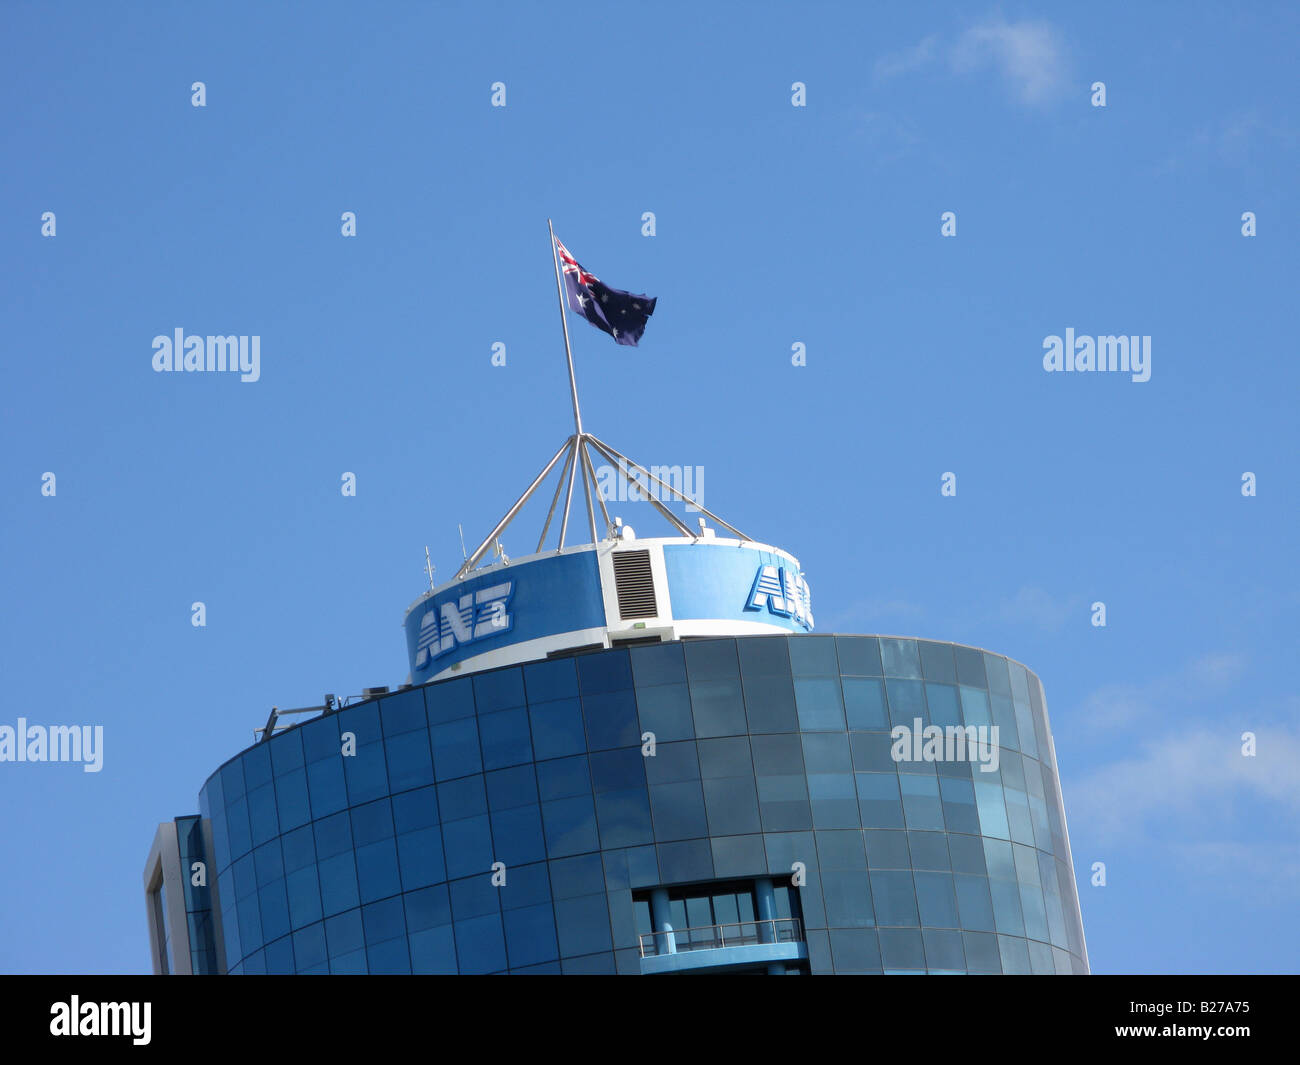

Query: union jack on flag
<box><xmin>554</xmin><ymin>235</ymin><xmax>657</xmax><ymax>347</ymax></box>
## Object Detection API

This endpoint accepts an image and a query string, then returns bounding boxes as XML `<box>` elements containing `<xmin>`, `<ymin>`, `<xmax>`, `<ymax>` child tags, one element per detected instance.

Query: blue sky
<box><xmin>1</xmin><ymin>1</ymin><xmax>1296</xmax><ymax>974</ymax></box>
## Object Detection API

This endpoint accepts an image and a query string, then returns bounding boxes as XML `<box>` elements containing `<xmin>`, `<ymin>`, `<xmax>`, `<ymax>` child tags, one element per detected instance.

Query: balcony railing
<box><xmin>638</xmin><ymin>917</ymin><xmax>804</xmax><ymax>958</ymax></box>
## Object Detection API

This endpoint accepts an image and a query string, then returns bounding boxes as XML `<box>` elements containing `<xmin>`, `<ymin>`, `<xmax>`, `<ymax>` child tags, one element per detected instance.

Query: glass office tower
<box><xmin>150</xmin><ymin>634</ymin><xmax>1087</xmax><ymax>975</ymax></box>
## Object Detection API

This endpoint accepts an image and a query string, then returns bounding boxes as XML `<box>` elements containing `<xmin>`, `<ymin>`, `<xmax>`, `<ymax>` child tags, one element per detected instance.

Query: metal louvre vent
<box><xmin>612</xmin><ymin>550</ymin><xmax>657</xmax><ymax>620</ymax></box>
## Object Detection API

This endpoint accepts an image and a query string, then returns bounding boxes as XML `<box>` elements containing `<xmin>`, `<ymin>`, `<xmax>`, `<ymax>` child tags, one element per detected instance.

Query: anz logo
<box><xmin>413</xmin><ymin>582</ymin><xmax>514</xmax><ymax>669</ymax></box>
<box><xmin>746</xmin><ymin>564</ymin><xmax>814</xmax><ymax>631</ymax></box>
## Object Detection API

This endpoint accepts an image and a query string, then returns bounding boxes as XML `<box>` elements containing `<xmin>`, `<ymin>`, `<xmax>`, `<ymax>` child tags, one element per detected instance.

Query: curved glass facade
<box><xmin>198</xmin><ymin>635</ymin><xmax>1088</xmax><ymax>974</ymax></box>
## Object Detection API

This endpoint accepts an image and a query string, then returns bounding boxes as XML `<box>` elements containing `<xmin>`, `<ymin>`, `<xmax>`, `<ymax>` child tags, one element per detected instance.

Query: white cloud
<box><xmin>873</xmin><ymin>35</ymin><xmax>939</xmax><ymax>81</ymax></box>
<box><xmin>1069</xmin><ymin>725</ymin><xmax>1300</xmax><ymax>838</ymax></box>
<box><xmin>995</xmin><ymin>585</ymin><xmax>1073</xmax><ymax>631</ymax></box>
<box><xmin>875</xmin><ymin>15</ymin><xmax>1069</xmax><ymax>106</ymax></box>
<box><xmin>1075</xmin><ymin>652</ymin><xmax>1249</xmax><ymax>733</ymax></box>
<box><xmin>951</xmin><ymin>17</ymin><xmax>1067</xmax><ymax>104</ymax></box>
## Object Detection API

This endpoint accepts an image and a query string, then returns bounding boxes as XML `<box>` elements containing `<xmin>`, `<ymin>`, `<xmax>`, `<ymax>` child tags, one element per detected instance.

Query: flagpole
<box><xmin>548</xmin><ymin>219</ymin><xmax>584</xmax><ymax>438</ymax></box>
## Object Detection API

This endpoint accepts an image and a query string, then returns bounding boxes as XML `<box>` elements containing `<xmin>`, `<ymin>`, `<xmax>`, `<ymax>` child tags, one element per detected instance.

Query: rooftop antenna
<box><xmin>458</xmin><ymin>523</ymin><xmax>468</xmax><ymax>564</ymax></box>
<box><xmin>424</xmin><ymin>547</ymin><xmax>436</xmax><ymax>593</ymax></box>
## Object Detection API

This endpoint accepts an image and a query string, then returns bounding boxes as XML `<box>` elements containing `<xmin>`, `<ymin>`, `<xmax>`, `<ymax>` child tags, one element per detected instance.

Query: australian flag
<box><xmin>555</xmin><ymin>236</ymin><xmax>656</xmax><ymax>346</ymax></box>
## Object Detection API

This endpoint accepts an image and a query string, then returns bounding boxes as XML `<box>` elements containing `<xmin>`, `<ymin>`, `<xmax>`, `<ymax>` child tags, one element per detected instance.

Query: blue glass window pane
<box><xmin>293</xmin><ymin>922</ymin><xmax>326</xmax><ymax>970</ymax></box>
<box><xmin>473</xmin><ymin>668</ymin><xmax>525</xmax><ymax>714</ymax></box>
<box><xmin>385</xmin><ymin>731</ymin><xmax>435</xmax><ymax>792</ymax></box>
<box><xmin>843</xmin><ymin>678</ymin><xmax>888</xmax><ymax>730</ymax></box>
<box><xmin>629</xmin><ymin>641</ymin><xmax>687</xmax><ymax>686</ymax></box>
<box><xmin>286</xmin><ymin>866</ymin><xmax>322</xmax><ymax>929</ymax></box>
<box><xmin>351</xmin><ymin>798</ymin><xmax>393</xmax><ymax>845</ymax></box>
<box><xmin>454</xmin><ymin>913</ymin><xmax>507</xmax><ymax>974</ymax></box>
<box><xmin>1020</xmin><ymin>881</ymin><xmax>1050</xmax><ymax>942</ymax></box>
<box><xmin>886</xmin><ymin>679</ymin><xmax>927</xmax><ymax>728</ymax></box>
<box><xmin>582</xmin><ymin>688</ymin><xmax>641</xmax><ymax>750</ymax></box>
<box><xmin>503</xmin><ymin>903</ymin><xmax>560</xmax><ymax>968</ymax></box>
<box><xmin>925</xmin><ymin>683</ymin><xmax>961</xmax><ymax>728</ymax></box>
<box><xmin>578</xmin><ymin>649</ymin><xmax>633</xmax><ymax>694</ymax></box>
<box><xmin>788</xmin><ymin>635</ymin><xmax>838</xmax><ymax>675</ymax></box>
<box><xmin>306</xmin><ymin>757</ymin><xmax>346</xmax><ymax>819</ymax></box>
<box><xmin>999</xmin><ymin>934</ymin><xmax>1031</xmax><ymax>973</ymax></box>
<box><xmin>479</xmin><ymin>706</ymin><xmax>533</xmax><ymax>769</ymax></box>
<box><xmin>317</xmin><ymin>853</ymin><xmax>360</xmax><ymax>917</ymax></box>
<box><xmin>865</xmin><ymin>829</ymin><xmax>911</xmax><ymax>869</ymax></box>
<box><xmin>1004</xmin><ymin>788</ymin><xmax>1035</xmax><ymax>846</ymax></box>
<box><xmin>491</xmin><ymin>805</ymin><xmax>547</xmax><ymax>865</ymax></box>
<box><xmin>523</xmin><ymin>656</ymin><xmax>579</xmax><ymax>703</ymax></box>
<box><xmin>809</xmin><ymin>773</ymin><xmax>859</xmax><ymax>829</ymax></box>
<box><xmin>870</xmin><ymin>870</ymin><xmax>920</xmax><ymax>926</ymax></box>
<box><xmin>878</xmin><ymin>926</ymin><xmax>926</xmax><ymax>969</ymax></box>
<box><xmin>974</xmin><ymin>780</ymin><xmax>1010</xmax><ymax>839</ymax></box>
<box><xmin>263</xmin><ymin>935</ymin><xmax>295</xmax><ymax>974</ymax></box>
<box><xmin>366</xmin><ymin>936</ymin><xmax>411</xmax><ymax>974</ymax></box>
<box><xmin>344</xmin><ymin>740</ymin><xmax>389</xmax><ymax>806</ymax></box>
<box><xmin>404</xmin><ymin>883</ymin><xmax>451</xmax><ymax>932</ymax></box>
<box><xmin>794</xmin><ymin>677</ymin><xmax>845</xmax><ymax>731</ymax></box>
<box><xmin>954</xmin><ymin>646</ymin><xmax>987</xmax><ymax>688</ymax></box>
<box><xmin>964</xmin><ymin>930</ymin><xmax>1002</xmax><ymax>972</ymax></box>
<box><xmin>396</xmin><ymin>825</ymin><xmax>446</xmax><ymax>890</ymax></box>
<box><xmin>990</xmin><ymin>694</ymin><xmax>1019</xmax><ymax>750</ymax></box>
<box><xmin>922</xmin><ymin>927</ymin><xmax>965</xmax><ymax>969</ymax></box>
<box><xmin>409</xmin><ymin>924</ymin><xmax>458</xmax><ymax>973</ymax></box>
<box><xmin>633</xmin><ymin>684</ymin><xmax>694</xmax><ymax>742</ymax></box>
<box><xmin>486</xmin><ymin>764</ymin><xmax>538</xmax><ymax>810</ymax></box>
<box><xmin>314</xmin><ymin>811</ymin><xmax>352</xmax><ymax>857</ymax></box>
<box><xmin>649</xmin><ymin>781</ymin><xmax>709</xmax><ymax>840</ymax></box>
<box><xmin>914</xmin><ymin>871</ymin><xmax>959</xmax><ymax>927</ymax></box>
<box><xmin>990</xmin><ymin>879</ymin><xmax>1025</xmax><ymax>936</ymax></box>
<box><xmin>270</xmin><ymin>730</ymin><xmax>304</xmax><ymax>775</ymax></box>
<box><xmin>536</xmin><ymin>755</ymin><xmax>590</xmax><ymax>801</ymax></box>
<box><xmin>301</xmin><ymin>715</ymin><xmax>340</xmax><ymax>763</ymax></box>
<box><xmin>355</xmin><ymin>839</ymin><xmax>401</xmax><ymax>904</ymax></box>
<box><xmin>900</xmin><ymin>775</ymin><xmax>945</xmax><ymax>831</ymax></box>
<box><xmin>849</xmin><ymin>732</ymin><xmax>896</xmax><ymax>772</ymax></box>
<box><xmin>500</xmin><ymin>860</ymin><xmax>553</xmax><ymax>911</ymax></box>
<box><xmin>441</xmin><ymin>815</ymin><xmax>493</xmax><ymax>880</ymax></box>
<box><xmin>362</xmin><ymin>895</ymin><xmax>406</xmax><ymax>945</ymax></box>
<box><xmin>1013</xmin><ymin>699</ymin><xmax>1038</xmax><ymax>758</ymax></box>
<box><xmin>554</xmin><ymin>894</ymin><xmax>613</xmax><ymax>957</ymax></box>
<box><xmin>274</xmin><ymin>768</ymin><xmax>310</xmax><ymax>832</ymax></box>
<box><xmin>741</xmin><ymin>671</ymin><xmax>799</xmax><ymax>733</ymax></box>
<box><xmin>594</xmin><ymin>788</ymin><xmax>655</xmax><ymax>848</ymax></box>
<box><xmin>700</xmin><ymin>776</ymin><xmax>761</xmax><ymax>836</ymax></box>
<box><xmin>856</xmin><ymin>772</ymin><xmax>905</xmax><ymax>829</ymax></box>
<box><xmin>379</xmin><ymin>689</ymin><xmax>427</xmax><ymax>737</ymax></box>
<box><xmin>939</xmin><ymin>777</ymin><xmax>980</xmax><ymax>835</ymax></box>
<box><xmin>431</xmin><ymin>718</ymin><xmax>482</xmax><ymax>781</ymax></box>
<box><xmin>984</xmin><ymin>654</ymin><xmax>1012</xmax><ymax>695</ymax></box>
<box><xmin>918</xmin><ymin>641</ymin><xmax>956</xmax><ymax>683</ymax></box>
<box><xmin>392</xmin><ymin>783</ymin><xmax>439</xmax><ymax>832</ymax></box>
<box><xmin>528</xmin><ymin>698</ymin><xmax>587</xmax><ymax>761</ymax></box>
<box><xmin>425</xmin><ymin>677</ymin><xmax>475</xmax><ymax>725</ymax></box>
<box><xmin>243</xmin><ymin>745</ymin><xmax>272</xmax><ymax>790</ymax></box>
<box><xmin>959</xmin><ymin>686</ymin><xmax>991</xmax><ymax>728</ymax></box>
<box><xmin>821</xmin><ymin>870</ymin><xmax>873</xmax><ymax>927</ymax></box>
<box><xmin>225</xmin><ymin>796</ymin><xmax>251</xmax><ymax>860</ymax></box>
<box><xmin>258</xmin><ymin>880</ymin><xmax>290</xmax><ymax>942</ymax></box>
<box><xmin>690</xmin><ymin>678</ymin><xmax>748</xmax><ymax>737</ymax></box>
<box><xmin>325</xmin><ymin>909</ymin><xmax>363</xmax><ymax>958</ymax></box>
<box><xmin>835</xmin><ymin>636</ymin><xmax>882</xmax><ymax>677</ymax></box>
<box><xmin>879</xmin><ymin>639</ymin><xmax>922</xmax><ymax>678</ymax></box>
